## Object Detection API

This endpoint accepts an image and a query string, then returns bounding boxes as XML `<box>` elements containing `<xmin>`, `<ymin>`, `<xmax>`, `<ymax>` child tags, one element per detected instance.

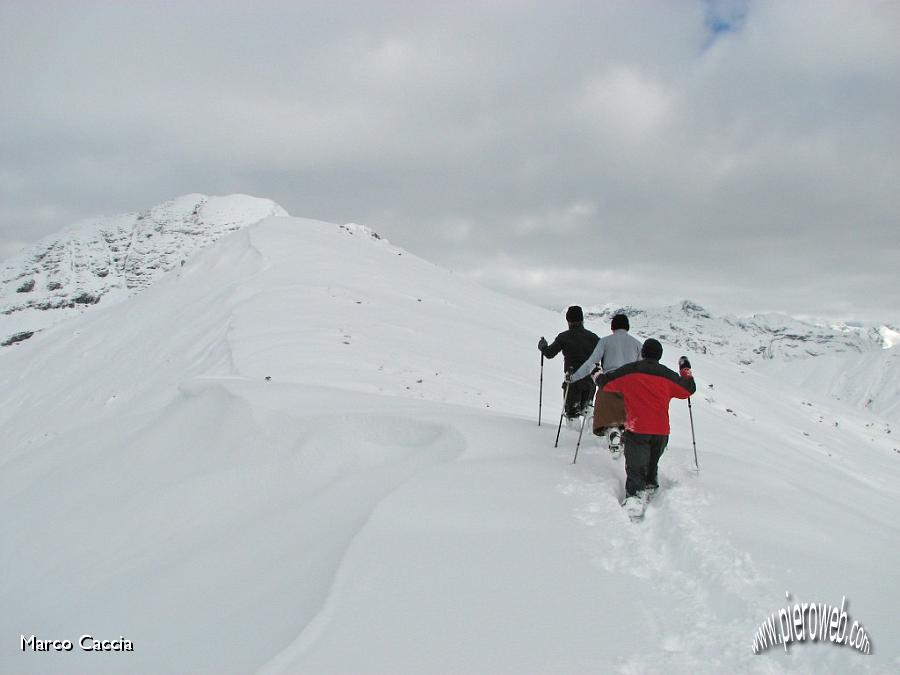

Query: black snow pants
<box><xmin>563</xmin><ymin>377</ymin><xmax>595</xmax><ymax>418</ymax></box>
<box><xmin>623</xmin><ymin>431</ymin><xmax>668</xmax><ymax>496</ymax></box>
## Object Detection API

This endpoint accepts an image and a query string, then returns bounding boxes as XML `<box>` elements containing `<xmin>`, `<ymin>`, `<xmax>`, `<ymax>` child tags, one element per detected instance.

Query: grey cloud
<box><xmin>1</xmin><ymin>0</ymin><xmax>898</xmax><ymax>324</ymax></box>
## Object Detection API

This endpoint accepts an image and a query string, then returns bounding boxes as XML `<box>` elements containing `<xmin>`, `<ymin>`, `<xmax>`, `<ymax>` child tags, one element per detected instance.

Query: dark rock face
<box><xmin>1</xmin><ymin>331</ymin><xmax>34</xmax><ymax>347</ymax></box>
<box><xmin>16</xmin><ymin>279</ymin><xmax>35</xmax><ymax>293</ymax></box>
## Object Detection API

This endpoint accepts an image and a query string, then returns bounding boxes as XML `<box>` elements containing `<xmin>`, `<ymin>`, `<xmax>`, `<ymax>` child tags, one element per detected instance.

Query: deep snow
<box><xmin>2</xmin><ymin>216</ymin><xmax>898</xmax><ymax>674</ymax></box>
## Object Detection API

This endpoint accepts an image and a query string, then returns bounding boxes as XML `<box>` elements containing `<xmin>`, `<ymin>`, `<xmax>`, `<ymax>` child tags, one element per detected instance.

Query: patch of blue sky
<box><xmin>702</xmin><ymin>0</ymin><xmax>749</xmax><ymax>48</ymax></box>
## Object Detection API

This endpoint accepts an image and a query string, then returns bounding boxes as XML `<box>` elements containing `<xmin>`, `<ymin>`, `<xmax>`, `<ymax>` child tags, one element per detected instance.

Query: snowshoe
<box><xmin>621</xmin><ymin>495</ymin><xmax>645</xmax><ymax>522</ymax></box>
<box><xmin>608</xmin><ymin>430</ymin><xmax>622</xmax><ymax>459</ymax></box>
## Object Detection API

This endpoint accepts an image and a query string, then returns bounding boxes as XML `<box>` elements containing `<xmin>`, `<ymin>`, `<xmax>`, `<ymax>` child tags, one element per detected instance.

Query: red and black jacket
<box><xmin>596</xmin><ymin>359</ymin><xmax>696</xmax><ymax>435</ymax></box>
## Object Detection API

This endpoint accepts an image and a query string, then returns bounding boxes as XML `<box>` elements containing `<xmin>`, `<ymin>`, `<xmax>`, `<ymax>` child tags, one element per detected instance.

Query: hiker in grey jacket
<box><xmin>569</xmin><ymin>313</ymin><xmax>642</xmax><ymax>382</ymax></box>
<box><xmin>567</xmin><ymin>313</ymin><xmax>642</xmax><ymax>454</ymax></box>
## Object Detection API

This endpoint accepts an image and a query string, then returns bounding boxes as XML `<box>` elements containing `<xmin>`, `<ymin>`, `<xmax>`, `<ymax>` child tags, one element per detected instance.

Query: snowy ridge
<box><xmin>2</xmin><ymin>216</ymin><xmax>898</xmax><ymax>674</ymax></box>
<box><xmin>0</xmin><ymin>194</ymin><xmax>288</xmax><ymax>346</ymax></box>
<box><xmin>583</xmin><ymin>300</ymin><xmax>889</xmax><ymax>364</ymax></box>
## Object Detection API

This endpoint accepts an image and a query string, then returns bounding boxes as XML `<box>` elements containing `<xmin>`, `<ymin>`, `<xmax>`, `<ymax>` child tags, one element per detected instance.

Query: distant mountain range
<box><xmin>0</xmin><ymin>194</ymin><xmax>287</xmax><ymax>346</ymax></box>
<box><xmin>582</xmin><ymin>301</ymin><xmax>896</xmax><ymax>365</ymax></box>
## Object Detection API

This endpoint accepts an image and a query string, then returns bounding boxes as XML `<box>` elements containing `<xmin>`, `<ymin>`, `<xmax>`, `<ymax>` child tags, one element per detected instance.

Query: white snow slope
<box><xmin>1</xmin><ymin>216</ymin><xmax>898</xmax><ymax>675</ymax></box>
<box><xmin>765</xmin><ymin>346</ymin><xmax>900</xmax><ymax>425</ymax></box>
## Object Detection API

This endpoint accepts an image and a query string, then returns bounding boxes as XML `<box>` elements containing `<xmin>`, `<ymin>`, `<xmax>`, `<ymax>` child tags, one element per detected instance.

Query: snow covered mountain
<box><xmin>0</xmin><ymin>194</ymin><xmax>287</xmax><ymax>347</ymax></box>
<box><xmin>2</xmin><ymin>215</ymin><xmax>898</xmax><ymax>674</ymax></box>
<box><xmin>583</xmin><ymin>301</ymin><xmax>891</xmax><ymax>365</ymax></box>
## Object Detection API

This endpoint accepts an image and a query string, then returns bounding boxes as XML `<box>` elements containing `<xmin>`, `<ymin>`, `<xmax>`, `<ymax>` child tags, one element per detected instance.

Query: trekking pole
<box><xmin>538</xmin><ymin>354</ymin><xmax>544</xmax><ymax>426</ymax></box>
<box><xmin>572</xmin><ymin>403</ymin><xmax>590</xmax><ymax>464</ymax></box>
<box><xmin>687</xmin><ymin>397</ymin><xmax>699</xmax><ymax>471</ymax></box>
<box><xmin>554</xmin><ymin>379</ymin><xmax>571</xmax><ymax>448</ymax></box>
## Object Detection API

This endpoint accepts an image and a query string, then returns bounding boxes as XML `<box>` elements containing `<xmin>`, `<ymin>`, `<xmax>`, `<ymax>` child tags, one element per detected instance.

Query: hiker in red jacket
<box><xmin>594</xmin><ymin>338</ymin><xmax>695</xmax><ymax>508</ymax></box>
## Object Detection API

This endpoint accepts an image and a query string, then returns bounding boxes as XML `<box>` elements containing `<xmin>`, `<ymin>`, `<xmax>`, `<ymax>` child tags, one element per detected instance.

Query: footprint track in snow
<box><xmin>559</xmin><ymin>454</ymin><xmax>784</xmax><ymax>673</ymax></box>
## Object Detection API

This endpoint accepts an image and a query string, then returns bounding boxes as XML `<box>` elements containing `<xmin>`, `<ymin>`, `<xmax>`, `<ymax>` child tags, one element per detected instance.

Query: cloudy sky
<box><xmin>1</xmin><ymin>0</ymin><xmax>898</xmax><ymax>323</ymax></box>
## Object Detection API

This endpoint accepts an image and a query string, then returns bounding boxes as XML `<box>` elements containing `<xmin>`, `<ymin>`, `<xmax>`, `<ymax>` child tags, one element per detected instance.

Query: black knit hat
<box><xmin>641</xmin><ymin>338</ymin><xmax>663</xmax><ymax>361</ymax></box>
<box><xmin>565</xmin><ymin>306</ymin><xmax>584</xmax><ymax>322</ymax></box>
<box><xmin>610</xmin><ymin>314</ymin><xmax>629</xmax><ymax>331</ymax></box>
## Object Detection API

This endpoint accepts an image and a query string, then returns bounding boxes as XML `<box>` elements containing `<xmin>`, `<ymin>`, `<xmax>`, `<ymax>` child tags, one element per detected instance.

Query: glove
<box><xmin>590</xmin><ymin>366</ymin><xmax>603</xmax><ymax>384</ymax></box>
<box><xmin>564</xmin><ymin>368</ymin><xmax>574</xmax><ymax>383</ymax></box>
<box><xmin>538</xmin><ymin>337</ymin><xmax>548</xmax><ymax>351</ymax></box>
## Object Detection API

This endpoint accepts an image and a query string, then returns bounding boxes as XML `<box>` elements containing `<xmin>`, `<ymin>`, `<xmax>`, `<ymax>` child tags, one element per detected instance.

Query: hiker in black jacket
<box><xmin>538</xmin><ymin>306</ymin><xmax>600</xmax><ymax>419</ymax></box>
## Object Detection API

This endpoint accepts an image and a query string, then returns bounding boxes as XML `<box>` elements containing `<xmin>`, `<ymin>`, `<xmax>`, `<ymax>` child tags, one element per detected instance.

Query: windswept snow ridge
<box><xmin>1</xmin><ymin>215</ymin><xmax>898</xmax><ymax>674</ymax></box>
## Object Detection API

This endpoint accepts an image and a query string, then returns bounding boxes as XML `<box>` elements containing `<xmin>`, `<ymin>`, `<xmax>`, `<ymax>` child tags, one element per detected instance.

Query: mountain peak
<box><xmin>0</xmin><ymin>194</ymin><xmax>288</xmax><ymax>347</ymax></box>
<box><xmin>679</xmin><ymin>299</ymin><xmax>710</xmax><ymax>318</ymax></box>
